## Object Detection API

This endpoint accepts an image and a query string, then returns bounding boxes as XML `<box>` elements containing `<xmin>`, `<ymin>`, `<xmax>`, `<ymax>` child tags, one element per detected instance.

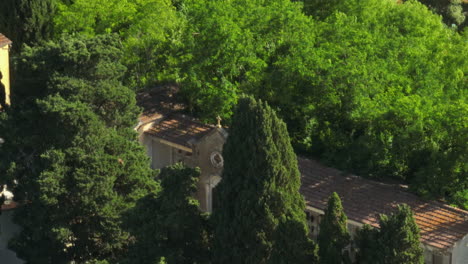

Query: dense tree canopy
<box><xmin>124</xmin><ymin>163</ymin><xmax>210</xmax><ymax>264</ymax></box>
<box><xmin>0</xmin><ymin>34</ymin><xmax>157</xmax><ymax>263</ymax></box>
<box><xmin>53</xmin><ymin>0</ymin><xmax>181</xmax><ymax>87</ymax></box>
<box><xmin>175</xmin><ymin>0</ymin><xmax>315</xmax><ymax>120</ymax></box>
<box><xmin>0</xmin><ymin>0</ymin><xmax>466</xmax><ymax>262</ymax></box>
<box><xmin>166</xmin><ymin>0</ymin><xmax>467</xmax><ymax>208</ymax></box>
<box><xmin>4</xmin><ymin>1</ymin><xmax>464</xmax><ymax>210</ymax></box>
<box><xmin>272</xmin><ymin>0</ymin><xmax>467</xmax><ymax>208</ymax></box>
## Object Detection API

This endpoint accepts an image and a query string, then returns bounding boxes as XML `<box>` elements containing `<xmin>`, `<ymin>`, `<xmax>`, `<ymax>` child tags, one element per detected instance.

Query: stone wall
<box><xmin>452</xmin><ymin>234</ymin><xmax>468</xmax><ymax>264</ymax></box>
<box><xmin>193</xmin><ymin>128</ymin><xmax>226</xmax><ymax>212</ymax></box>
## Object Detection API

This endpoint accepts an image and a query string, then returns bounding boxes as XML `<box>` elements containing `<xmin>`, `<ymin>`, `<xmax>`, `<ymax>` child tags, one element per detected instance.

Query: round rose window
<box><xmin>210</xmin><ymin>151</ymin><xmax>224</xmax><ymax>168</ymax></box>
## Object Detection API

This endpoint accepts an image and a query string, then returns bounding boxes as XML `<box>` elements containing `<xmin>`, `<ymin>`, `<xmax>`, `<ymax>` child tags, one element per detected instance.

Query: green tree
<box><xmin>1</xmin><ymin>34</ymin><xmax>140</xmax><ymax>195</ymax></box>
<box><xmin>0</xmin><ymin>34</ymin><xmax>157</xmax><ymax>263</ymax></box>
<box><xmin>211</xmin><ymin>96</ymin><xmax>317</xmax><ymax>264</ymax></box>
<box><xmin>54</xmin><ymin>0</ymin><xmax>182</xmax><ymax>87</ymax></box>
<box><xmin>264</xmin><ymin>0</ymin><xmax>468</xmax><ymax>208</ymax></box>
<box><xmin>9</xmin><ymin>120</ymin><xmax>157</xmax><ymax>263</ymax></box>
<box><xmin>124</xmin><ymin>163</ymin><xmax>210</xmax><ymax>264</ymax></box>
<box><xmin>378</xmin><ymin>204</ymin><xmax>424</xmax><ymax>264</ymax></box>
<box><xmin>176</xmin><ymin>0</ymin><xmax>314</xmax><ymax>121</ymax></box>
<box><xmin>318</xmin><ymin>192</ymin><xmax>351</xmax><ymax>264</ymax></box>
<box><xmin>168</xmin><ymin>1</ymin><xmax>467</xmax><ymax>211</ymax></box>
<box><xmin>356</xmin><ymin>204</ymin><xmax>424</xmax><ymax>264</ymax></box>
<box><xmin>0</xmin><ymin>0</ymin><xmax>56</xmax><ymax>49</ymax></box>
<box><xmin>355</xmin><ymin>224</ymin><xmax>380</xmax><ymax>264</ymax></box>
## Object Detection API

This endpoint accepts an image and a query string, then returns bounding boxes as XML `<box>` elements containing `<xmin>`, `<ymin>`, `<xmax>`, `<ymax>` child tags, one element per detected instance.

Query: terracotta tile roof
<box><xmin>137</xmin><ymin>85</ymin><xmax>185</xmax><ymax>124</ymax></box>
<box><xmin>0</xmin><ymin>33</ymin><xmax>12</xmax><ymax>47</ymax></box>
<box><xmin>1</xmin><ymin>201</ymin><xmax>19</xmax><ymax>211</ymax></box>
<box><xmin>298</xmin><ymin>157</ymin><xmax>468</xmax><ymax>251</ymax></box>
<box><xmin>145</xmin><ymin>115</ymin><xmax>214</xmax><ymax>148</ymax></box>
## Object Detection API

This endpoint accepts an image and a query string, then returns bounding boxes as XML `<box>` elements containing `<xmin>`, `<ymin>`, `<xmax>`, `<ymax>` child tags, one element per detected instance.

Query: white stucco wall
<box><xmin>151</xmin><ymin>140</ymin><xmax>173</xmax><ymax>169</ymax></box>
<box><xmin>0</xmin><ymin>210</ymin><xmax>24</xmax><ymax>264</ymax></box>
<box><xmin>452</xmin><ymin>234</ymin><xmax>468</xmax><ymax>264</ymax></box>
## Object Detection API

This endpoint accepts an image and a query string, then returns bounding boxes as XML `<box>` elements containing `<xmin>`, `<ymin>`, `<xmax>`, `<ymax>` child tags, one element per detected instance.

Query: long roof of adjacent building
<box><xmin>0</xmin><ymin>34</ymin><xmax>12</xmax><ymax>48</ymax></box>
<box><xmin>298</xmin><ymin>157</ymin><xmax>468</xmax><ymax>251</ymax></box>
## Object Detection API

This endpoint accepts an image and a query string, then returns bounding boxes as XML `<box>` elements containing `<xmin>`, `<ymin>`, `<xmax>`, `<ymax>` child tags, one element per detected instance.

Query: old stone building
<box><xmin>136</xmin><ymin>87</ymin><xmax>228</xmax><ymax>212</ymax></box>
<box><xmin>136</xmin><ymin>87</ymin><xmax>468</xmax><ymax>264</ymax></box>
<box><xmin>136</xmin><ymin>114</ymin><xmax>227</xmax><ymax>212</ymax></box>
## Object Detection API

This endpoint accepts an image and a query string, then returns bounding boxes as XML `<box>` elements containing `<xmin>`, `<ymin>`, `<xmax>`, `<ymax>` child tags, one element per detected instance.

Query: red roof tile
<box><xmin>145</xmin><ymin>115</ymin><xmax>214</xmax><ymax>148</ymax></box>
<box><xmin>298</xmin><ymin>157</ymin><xmax>468</xmax><ymax>251</ymax></box>
<box><xmin>0</xmin><ymin>33</ymin><xmax>12</xmax><ymax>47</ymax></box>
<box><xmin>1</xmin><ymin>201</ymin><xmax>19</xmax><ymax>211</ymax></box>
<box><xmin>137</xmin><ymin>85</ymin><xmax>185</xmax><ymax>124</ymax></box>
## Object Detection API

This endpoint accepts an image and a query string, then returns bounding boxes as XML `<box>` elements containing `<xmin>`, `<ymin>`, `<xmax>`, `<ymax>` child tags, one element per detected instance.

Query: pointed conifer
<box><xmin>211</xmin><ymin>96</ymin><xmax>317</xmax><ymax>264</ymax></box>
<box><xmin>318</xmin><ymin>192</ymin><xmax>351</xmax><ymax>264</ymax></box>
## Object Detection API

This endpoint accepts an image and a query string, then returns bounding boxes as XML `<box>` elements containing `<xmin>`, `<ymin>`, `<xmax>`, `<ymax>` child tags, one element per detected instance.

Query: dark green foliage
<box><xmin>142</xmin><ymin>0</ymin><xmax>468</xmax><ymax>209</ymax></box>
<box><xmin>124</xmin><ymin>163</ymin><xmax>210</xmax><ymax>264</ymax></box>
<box><xmin>10</xmin><ymin>124</ymin><xmax>157</xmax><ymax>263</ymax></box>
<box><xmin>1</xmin><ymin>34</ymin><xmax>139</xmax><ymax>196</ymax></box>
<box><xmin>318</xmin><ymin>192</ymin><xmax>351</xmax><ymax>264</ymax></box>
<box><xmin>211</xmin><ymin>97</ymin><xmax>317</xmax><ymax>264</ymax></box>
<box><xmin>47</xmin><ymin>1</ymin><xmax>467</xmax><ymax>210</ymax></box>
<box><xmin>356</xmin><ymin>204</ymin><xmax>424</xmax><ymax>264</ymax></box>
<box><xmin>0</xmin><ymin>0</ymin><xmax>56</xmax><ymax>49</ymax></box>
<box><xmin>417</xmin><ymin>0</ymin><xmax>467</xmax><ymax>29</ymax></box>
<box><xmin>378</xmin><ymin>204</ymin><xmax>424</xmax><ymax>264</ymax></box>
<box><xmin>355</xmin><ymin>224</ymin><xmax>380</xmax><ymax>264</ymax></box>
<box><xmin>267</xmin><ymin>0</ymin><xmax>468</xmax><ymax>209</ymax></box>
<box><xmin>0</xmin><ymin>34</ymin><xmax>157</xmax><ymax>263</ymax></box>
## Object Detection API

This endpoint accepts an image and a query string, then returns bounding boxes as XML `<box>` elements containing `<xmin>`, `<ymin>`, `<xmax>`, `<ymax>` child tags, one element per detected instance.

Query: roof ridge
<box><xmin>0</xmin><ymin>33</ymin><xmax>12</xmax><ymax>47</ymax></box>
<box><xmin>298</xmin><ymin>156</ymin><xmax>468</xmax><ymax>214</ymax></box>
<box><xmin>298</xmin><ymin>156</ymin><xmax>468</xmax><ymax>250</ymax></box>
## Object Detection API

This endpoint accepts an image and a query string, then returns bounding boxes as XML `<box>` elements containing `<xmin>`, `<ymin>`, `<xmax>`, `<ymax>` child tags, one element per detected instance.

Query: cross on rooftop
<box><xmin>216</xmin><ymin>115</ymin><xmax>222</xmax><ymax>128</ymax></box>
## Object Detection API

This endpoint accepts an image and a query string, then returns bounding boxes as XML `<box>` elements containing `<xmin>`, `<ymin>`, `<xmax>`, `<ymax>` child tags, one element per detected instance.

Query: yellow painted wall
<box><xmin>0</xmin><ymin>45</ymin><xmax>10</xmax><ymax>107</ymax></box>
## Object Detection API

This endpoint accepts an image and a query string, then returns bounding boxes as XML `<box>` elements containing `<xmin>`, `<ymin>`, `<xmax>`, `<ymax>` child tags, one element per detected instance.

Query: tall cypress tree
<box><xmin>211</xmin><ymin>96</ymin><xmax>317</xmax><ymax>264</ymax></box>
<box><xmin>0</xmin><ymin>0</ymin><xmax>56</xmax><ymax>49</ymax></box>
<box><xmin>318</xmin><ymin>192</ymin><xmax>351</xmax><ymax>264</ymax></box>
